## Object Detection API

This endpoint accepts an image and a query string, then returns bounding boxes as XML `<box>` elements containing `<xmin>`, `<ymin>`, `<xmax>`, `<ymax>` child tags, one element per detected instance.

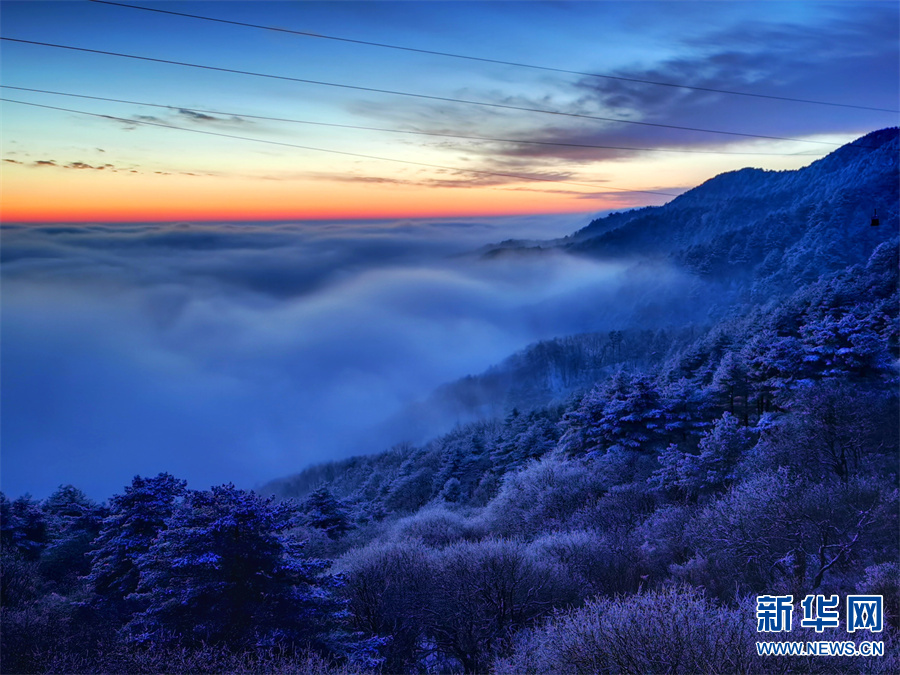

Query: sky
<box><xmin>1</xmin><ymin>1</ymin><xmax>898</xmax><ymax>499</ymax></box>
<box><xmin>1</xmin><ymin>0</ymin><xmax>897</xmax><ymax>222</ymax></box>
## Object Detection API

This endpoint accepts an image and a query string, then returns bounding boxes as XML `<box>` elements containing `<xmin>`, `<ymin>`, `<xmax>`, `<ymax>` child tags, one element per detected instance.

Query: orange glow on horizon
<box><xmin>2</xmin><ymin>202</ymin><xmax>608</xmax><ymax>223</ymax></box>
<box><xmin>0</xmin><ymin>166</ymin><xmax>661</xmax><ymax>223</ymax></box>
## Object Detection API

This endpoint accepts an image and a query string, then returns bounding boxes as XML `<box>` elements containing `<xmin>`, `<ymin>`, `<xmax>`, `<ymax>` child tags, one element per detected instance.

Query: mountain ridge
<box><xmin>563</xmin><ymin>128</ymin><xmax>898</xmax><ymax>266</ymax></box>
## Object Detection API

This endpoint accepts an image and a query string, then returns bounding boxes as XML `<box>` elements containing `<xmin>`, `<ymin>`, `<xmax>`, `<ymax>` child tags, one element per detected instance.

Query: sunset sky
<box><xmin>1</xmin><ymin>0</ymin><xmax>897</xmax><ymax>223</ymax></box>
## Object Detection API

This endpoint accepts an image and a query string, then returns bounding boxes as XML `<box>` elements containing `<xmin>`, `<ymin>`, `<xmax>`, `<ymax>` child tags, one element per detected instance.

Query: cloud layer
<box><xmin>5</xmin><ymin>214</ymin><xmax>702</xmax><ymax>499</ymax></box>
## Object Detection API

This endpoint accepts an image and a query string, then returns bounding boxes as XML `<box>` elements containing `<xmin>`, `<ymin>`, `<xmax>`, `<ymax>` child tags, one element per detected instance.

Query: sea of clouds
<box><xmin>2</xmin><ymin>214</ymin><xmax>698</xmax><ymax>499</ymax></box>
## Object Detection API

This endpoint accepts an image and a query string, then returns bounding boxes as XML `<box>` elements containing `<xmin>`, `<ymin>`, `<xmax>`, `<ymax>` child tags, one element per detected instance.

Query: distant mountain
<box><xmin>567</xmin><ymin>128</ymin><xmax>897</xmax><ymax>254</ymax></box>
<box><xmin>487</xmin><ymin>128</ymin><xmax>898</xmax><ymax>290</ymax></box>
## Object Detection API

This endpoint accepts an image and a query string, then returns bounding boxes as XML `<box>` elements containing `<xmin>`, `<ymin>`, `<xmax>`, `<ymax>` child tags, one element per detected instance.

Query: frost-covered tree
<box><xmin>559</xmin><ymin>383</ymin><xmax>608</xmax><ymax>455</ymax></box>
<box><xmin>482</xmin><ymin>455</ymin><xmax>607</xmax><ymax>538</ymax></box>
<box><xmin>428</xmin><ymin>539</ymin><xmax>567</xmax><ymax>673</ymax></box>
<box><xmin>711</xmin><ymin>352</ymin><xmax>750</xmax><ymax>424</ymax></box>
<box><xmin>782</xmin><ymin>380</ymin><xmax>893</xmax><ymax>480</ymax></box>
<box><xmin>561</xmin><ymin>372</ymin><xmax>666</xmax><ymax>456</ymax></box>
<box><xmin>86</xmin><ymin>473</ymin><xmax>188</xmax><ymax>613</ymax></box>
<box><xmin>0</xmin><ymin>493</ymin><xmax>47</xmax><ymax>561</ymax></box>
<box><xmin>42</xmin><ymin>484</ymin><xmax>105</xmax><ymax>540</ymax></box>
<box><xmin>495</xmin><ymin>588</ymin><xmax>757</xmax><ymax>675</ymax></box>
<box><xmin>126</xmin><ymin>484</ymin><xmax>340</xmax><ymax>651</ymax></box>
<box><xmin>438</xmin><ymin>477</ymin><xmax>462</xmax><ymax>503</ymax></box>
<box><xmin>40</xmin><ymin>485</ymin><xmax>105</xmax><ymax>587</ymax></box>
<box><xmin>302</xmin><ymin>486</ymin><xmax>352</xmax><ymax>539</ymax></box>
<box><xmin>656</xmin><ymin>412</ymin><xmax>754</xmax><ymax>500</ymax></box>
<box><xmin>342</xmin><ymin>541</ymin><xmax>434</xmax><ymax>673</ymax></box>
<box><xmin>0</xmin><ymin>494</ymin><xmax>47</xmax><ymax>611</ymax></box>
<box><xmin>530</xmin><ymin>529</ymin><xmax>641</xmax><ymax>598</ymax></box>
<box><xmin>800</xmin><ymin>312</ymin><xmax>893</xmax><ymax>381</ymax></box>
<box><xmin>595</xmin><ymin>375</ymin><xmax>666</xmax><ymax>453</ymax></box>
<box><xmin>680</xmin><ymin>470</ymin><xmax>803</xmax><ymax>598</ymax></box>
<box><xmin>745</xmin><ymin>332</ymin><xmax>803</xmax><ymax>414</ymax></box>
<box><xmin>659</xmin><ymin>377</ymin><xmax>713</xmax><ymax>444</ymax></box>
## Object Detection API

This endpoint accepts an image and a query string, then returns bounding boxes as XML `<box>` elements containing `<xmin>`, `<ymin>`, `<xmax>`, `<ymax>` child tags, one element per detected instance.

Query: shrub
<box><xmin>495</xmin><ymin>587</ymin><xmax>758</xmax><ymax>674</ymax></box>
<box><xmin>480</xmin><ymin>454</ymin><xmax>606</xmax><ymax>538</ymax></box>
<box><xmin>390</xmin><ymin>504</ymin><xmax>480</xmax><ymax>548</ymax></box>
<box><xmin>338</xmin><ymin>541</ymin><xmax>435</xmax><ymax>674</ymax></box>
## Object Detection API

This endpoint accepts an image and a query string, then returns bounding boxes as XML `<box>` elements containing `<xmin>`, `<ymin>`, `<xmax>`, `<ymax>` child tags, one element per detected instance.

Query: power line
<box><xmin>0</xmin><ymin>85</ymin><xmax>825</xmax><ymax>158</ymax></box>
<box><xmin>89</xmin><ymin>0</ymin><xmax>900</xmax><ymax>114</ymax></box>
<box><xmin>0</xmin><ymin>37</ymin><xmax>859</xmax><ymax>148</ymax></box>
<box><xmin>0</xmin><ymin>97</ymin><xmax>682</xmax><ymax>198</ymax></box>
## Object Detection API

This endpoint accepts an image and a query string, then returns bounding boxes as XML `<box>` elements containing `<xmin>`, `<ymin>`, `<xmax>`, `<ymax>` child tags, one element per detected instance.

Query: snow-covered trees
<box><xmin>341</xmin><ymin>541</ymin><xmax>434</xmax><ymax>673</ymax></box>
<box><xmin>679</xmin><ymin>471</ymin><xmax>898</xmax><ymax>600</ymax></box>
<box><xmin>426</xmin><ymin>539</ymin><xmax>567</xmax><ymax>673</ymax></box>
<box><xmin>711</xmin><ymin>353</ymin><xmax>751</xmax><ymax>424</ymax></box>
<box><xmin>652</xmin><ymin>412</ymin><xmax>754</xmax><ymax>500</ymax></box>
<box><xmin>126</xmin><ymin>484</ymin><xmax>340</xmax><ymax>650</ymax></box>
<box><xmin>801</xmin><ymin>312</ymin><xmax>893</xmax><ymax>380</ymax></box>
<box><xmin>39</xmin><ymin>485</ymin><xmax>105</xmax><ymax>589</ymax></box>
<box><xmin>0</xmin><ymin>493</ymin><xmax>47</xmax><ymax>561</ymax></box>
<box><xmin>87</xmin><ymin>473</ymin><xmax>187</xmax><ymax>614</ymax></box>
<box><xmin>561</xmin><ymin>373</ymin><xmax>666</xmax><ymax>456</ymax></box>
<box><xmin>481</xmin><ymin>454</ymin><xmax>606</xmax><ymax>538</ymax></box>
<box><xmin>301</xmin><ymin>486</ymin><xmax>352</xmax><ymax>539</ymax></box>
<box><xmin>495</xmin><ymin>588</ymin><xmax>758</xmax><ymax>675</ymax></box>
<box><xmin>342</xmin><ymin>537</ymin><xmax>568</xmax><ymax>673</ymax></box>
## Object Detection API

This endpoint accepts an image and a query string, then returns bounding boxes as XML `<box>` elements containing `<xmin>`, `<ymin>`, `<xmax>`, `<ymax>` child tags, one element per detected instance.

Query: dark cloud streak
<box><xmin>350</xmin><ymin>4</ymin><xmax>896</xmax><ymax>172</ymax></box>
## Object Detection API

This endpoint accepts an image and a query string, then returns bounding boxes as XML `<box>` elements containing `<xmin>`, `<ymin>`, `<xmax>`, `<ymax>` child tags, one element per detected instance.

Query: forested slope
<box><xmin>567</xmin><ymin>128</ymin><xmax>898</xmax><ymax>290</ymax></box>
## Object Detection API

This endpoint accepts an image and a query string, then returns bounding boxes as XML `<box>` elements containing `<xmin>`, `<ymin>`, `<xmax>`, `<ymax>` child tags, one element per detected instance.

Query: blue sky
<box><xmin>2</xmin><ymin>1</ymin><xmax>897</xmax><ymax>221</ymax></box>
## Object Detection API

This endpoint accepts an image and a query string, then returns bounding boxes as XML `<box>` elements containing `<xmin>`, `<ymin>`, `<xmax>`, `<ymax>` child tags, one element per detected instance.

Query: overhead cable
<box><xmin>0</xmin><ymin>37</ymin><xmax>859</xmax><ymax>148</ymax></box>
<box><xmin>0</xmin><ymin>97</ymin><xmax>683</xmax><ymax>198</ymax></box>
<box><xmin>89</xmin><ymin>0</ymin><xmax>899</xmax><ymax>114</ymax></box>
<box><xmin>0</xmin><ymin>85</ymin><xmax>826</xmax><ymax>158</ymax></box>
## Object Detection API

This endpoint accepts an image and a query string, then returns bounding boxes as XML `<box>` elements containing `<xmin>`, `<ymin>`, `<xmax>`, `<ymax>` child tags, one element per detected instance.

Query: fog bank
<box><xmin>2</xmin><ymin>213</ymin><xmax>697</xmax><ymax>499</ymax></box>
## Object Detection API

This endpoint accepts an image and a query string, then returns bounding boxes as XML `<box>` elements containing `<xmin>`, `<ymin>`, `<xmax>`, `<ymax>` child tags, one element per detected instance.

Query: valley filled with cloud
<box><xmin>2</xmin><ymin>214</ymin><xmax>701</xmax><ymax>498</ymax></box>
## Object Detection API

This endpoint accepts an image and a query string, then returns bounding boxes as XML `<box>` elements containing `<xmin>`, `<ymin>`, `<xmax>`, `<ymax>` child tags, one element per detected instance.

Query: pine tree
<box><xmin>711</xmin><ymin>352</ymin><xmax>750</xmax><ymax>424</ymax></box>
<box><xmin>302</xmin><ymin>486</ymin><xmax>352</xmax><ymax>539</ymax></box>
<box><xmin>660</xmin><ymin>377</ymin><xmax>713</xmax><ymax>444</ymax></box>
<box><xmin>0</xmin><ymin>493</ymin><xmax>47</xmax><ymax>561</ymax></box>
<box><xmin>86</xmin><ymin>473</ymin><xmax>188</xmax><ymax>614</ymax></box>
<box><xmin>127</xmin><ymin>484</ymin><xmax>341</xmax><ymax>650</ymax></box>
<box><xmin>745</xmin><ymin>332</ymin><xmax>803</xmax><ymax>415</ymax></box>
<box><xmin>40</xmin><ymin>485</ymin><xmax>106</xmax><ymax>587</ymax></box>
<box><xmin>678</xmin><ymin>412</ymin><xmax>755</xmax><ymax>497</ymax></box>
<box><xmin>801</xmin><ymin>312</ymin><xmax>892</xmax><ymax>381</ymax></box>
<box><xmin>594</xmin><ymin>375</ymin><xmax>666</xmax><ymax>453</ymax></box>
